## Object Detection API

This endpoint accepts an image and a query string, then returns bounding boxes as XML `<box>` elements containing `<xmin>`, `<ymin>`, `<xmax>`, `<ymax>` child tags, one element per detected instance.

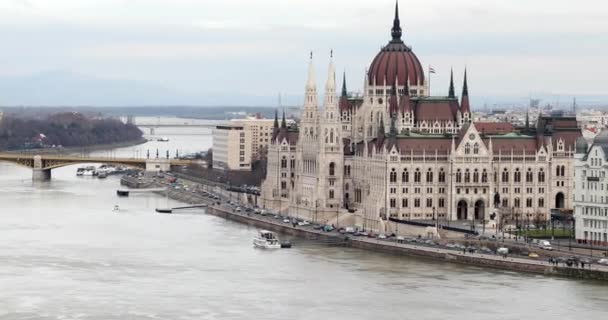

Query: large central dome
<box><xmin>368</xmin><ymin>2</ymin><xmax>424</xmax><ymax>87</ymax></box>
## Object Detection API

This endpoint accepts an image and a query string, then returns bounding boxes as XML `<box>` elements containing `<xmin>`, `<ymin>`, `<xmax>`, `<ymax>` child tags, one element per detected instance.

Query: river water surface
<box><xmin>1</xmin><ymin>124</ymin><xmax>607</xmax><ymax>320</ymax></box>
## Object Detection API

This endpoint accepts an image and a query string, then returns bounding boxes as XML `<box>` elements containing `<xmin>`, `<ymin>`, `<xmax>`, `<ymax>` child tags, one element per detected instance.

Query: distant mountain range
<box><xmin>0</xmin><ymin>70</ymin><xmax>301</xmax><ymax>107</ymax></box>
<box><xmin>0</xmin><ymin>70</ymin><xmax>606</xmax><ymax>109</ymax></box>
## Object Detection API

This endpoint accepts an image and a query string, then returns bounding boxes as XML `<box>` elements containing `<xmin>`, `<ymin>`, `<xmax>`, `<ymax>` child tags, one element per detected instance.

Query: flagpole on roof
<box><xmin>428</xmin><ymin>65</ymin><xmax>436</xmax><ymax>96</ymax></box>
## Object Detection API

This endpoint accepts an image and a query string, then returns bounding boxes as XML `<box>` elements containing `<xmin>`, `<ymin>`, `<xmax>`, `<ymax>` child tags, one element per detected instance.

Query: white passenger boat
<box><xmin>76</xmin><ymin>166</ymin><xmax>97</xmax><ymax>176</ymax></box>
<box><xmin>253</xmin><ymin>230</ymin><xmax>281</xmax><ymax>249</ymax></box>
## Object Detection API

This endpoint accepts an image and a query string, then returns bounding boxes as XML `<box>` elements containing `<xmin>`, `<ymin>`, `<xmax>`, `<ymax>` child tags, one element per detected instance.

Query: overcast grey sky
<box><xmin>0</xmin><ymin>0</ymin><xmax>606</xmax><ymax>106</ymax></box>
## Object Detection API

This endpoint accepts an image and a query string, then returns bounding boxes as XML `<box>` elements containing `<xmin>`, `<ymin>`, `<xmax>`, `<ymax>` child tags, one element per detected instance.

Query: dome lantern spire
<box><xmin>391</xmin><ymin>1</ymin><xmax>402</xmax><ymax>43</ymax></box>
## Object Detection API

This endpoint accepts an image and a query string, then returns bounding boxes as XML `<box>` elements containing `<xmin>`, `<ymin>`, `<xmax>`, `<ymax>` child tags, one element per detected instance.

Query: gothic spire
<box><xmin>341</xmin><ymin>71</ymin><xmax>347</xmax><ymax>97</ymax></box>
<box><xmin>389</xmin><ymin>113</ymin><xmax>397</xmax><ymax>137</ymax></box>
<box><xmin>390</xmin><ymin>0</ymin><xmax>402</xmax><ymax>43</ymax></box>
<box><xmin>281</xmin><ymin>110</ymin><xmax>286</xmax><ymax>128</ymax></box>
<box><xmin>525</xmin><ymin>108</ymin><xmax>530</xmax><ymax>129</ymax></box>
<box><xmin>273</xmin><ymin>109</ymin><xmax>279</xmax><ymax>130</ymax></box>
<box><xmin>462</xmin><ymin>68</ymin><xmax>468</xmax><ymax>96</ymax></box>
<box><xmin>306</xmin><ymin>51</ymin><xmax>316</xmax><ymax>89</ymax></box>
<box><xmin>460</xmin><ymin>68</ymin><xmax>471</xmax><ymax>114</ymax></box>
<box><xmin>448</xmin><ymin>68</ymin><xmax>455</xmax><ymax>98</ymax></box>
<box><xmin>378</xmin><ymin>117</ymin><xmax>385</xmax><ymax>138</ymax></box>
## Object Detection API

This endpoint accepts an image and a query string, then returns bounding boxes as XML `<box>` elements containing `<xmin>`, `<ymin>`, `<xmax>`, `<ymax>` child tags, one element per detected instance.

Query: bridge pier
<box><xmin>33</xmin><ymin>168</ymin><xmax>51</xmax><ymax>181</ymax></box>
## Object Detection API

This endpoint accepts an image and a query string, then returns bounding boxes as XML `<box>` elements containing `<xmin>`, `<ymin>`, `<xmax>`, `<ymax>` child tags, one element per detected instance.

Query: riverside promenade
<box><xmin>140</xmin><ymin>177</ymin><xmax>608</xmax><ymax>282</ymax></box>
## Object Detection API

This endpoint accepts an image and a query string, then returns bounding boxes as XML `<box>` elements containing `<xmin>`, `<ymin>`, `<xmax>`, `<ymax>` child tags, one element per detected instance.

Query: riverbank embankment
<box><xmin>128</xmin><ymin>175</ymin><xmax>608</xmax><ymax>282</ymax></box>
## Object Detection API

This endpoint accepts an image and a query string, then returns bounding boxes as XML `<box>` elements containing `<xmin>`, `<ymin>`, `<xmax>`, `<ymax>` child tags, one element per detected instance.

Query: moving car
<box><xmin>538</xmin><ymin>240</ymin><xmax>553</xmax><ymax>250</ymax></box>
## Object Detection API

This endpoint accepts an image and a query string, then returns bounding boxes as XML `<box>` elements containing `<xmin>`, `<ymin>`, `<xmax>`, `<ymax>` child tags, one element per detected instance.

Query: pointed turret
<box><xmin>525</xmin><ymin>108</ymin><xmax>530</xmax><ymax>129</ymax></box>
<box><xmin>460</xmin><ymin>68</ymin><xmax>471</xmax><ymax>113</ymax></box>
<box><xmin>341</xmin><ymin>71</ymin><xmax>347</xmax><ymax>97</ymax></box>
<box><xmin>398</xmin><ymin>77</ymin><xmax>411</xmax><ymax>114</ymax></box>
<box><xmin>339</xmin><ymin>71</ymin><xmax>350</xmax><ymax>113</ymax></box>
<box><xmin>388</xmin><ymin>81</ymin><xmax>399</xmax><ymax>114</ymax></box>
<box><xmin>390</xmin><ymin>1</ymin><xmax>402</xmax><ymax>43</ymax></box>
<box><xmin>448</xmin><ymin>68</ymin><xmax>455</xmax><ymax>98</ymax></box>
<box><xmin>389</xmin><ymin>113</ymin><xmax>397</xmax><ymax>137</ymax></box>
<box><xmin>272</xmin><ymin>109</ymin><xmax>279</xmax><ymax>140</ymax></box>
<box><xmin>273</xmin><ymin>109</ymin><xmax>279</xmax><ymax>130</ymax></box>
<box><xmin>323</xmin><ymin>51</ymin><xmax>338</xmax><ymax>121</ymax></box>
<box><xmin>301</xmin><ymin>51</ymin><xmax>318</xmax><ymax>125</ymax></box>
<box><xmin>378</xmin><ymin>117</ymin><xmax>385</xmax><ymax>138</ymax></box>
<box><xmin>281</xmin><ymin>110</ymin><xmax>287</xmax><ymax>129</ymax></box>
<box><xmin>306</xmin><ymin>51</ymin><xmax>316</xmax><ymax>90</ymax></box>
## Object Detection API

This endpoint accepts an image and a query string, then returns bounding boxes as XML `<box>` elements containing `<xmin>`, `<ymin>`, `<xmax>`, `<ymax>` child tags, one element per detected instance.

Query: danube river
<box><xmin>1</xmin><ymin>124</ymin><xmax>607</xmax><ymax>319</ymax></box>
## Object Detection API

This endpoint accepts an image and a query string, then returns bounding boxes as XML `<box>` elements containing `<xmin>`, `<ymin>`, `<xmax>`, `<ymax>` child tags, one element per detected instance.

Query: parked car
<box><xmin>528</xmin><ymin>252</ymin><xmax>539</xmax><ymax>258</ymax></box>
<box><xmin>298</xmin><ymin>221</ymin><xmax>310</xmax><ymax>226</ymax></box>
<box><xmin>396</xmin><ymin>236</ymin><xmax>405</xmax><ymax>243</ymax></box>
<box><xmin>378</xmin><ymin>234</ymin><xmax>387</xmax><ymax>239</ymax></box>
<box><xmin>597</xmin><ymin>258</ymin><xmax>608</xmax><ymax>265</ymax></box>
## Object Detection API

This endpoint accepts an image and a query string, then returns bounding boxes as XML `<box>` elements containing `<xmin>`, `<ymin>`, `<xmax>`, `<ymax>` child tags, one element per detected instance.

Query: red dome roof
<box><xmin>368</xmin><ymin>3</ymin><xmax>424</xmax><ymax>87</ymax></box>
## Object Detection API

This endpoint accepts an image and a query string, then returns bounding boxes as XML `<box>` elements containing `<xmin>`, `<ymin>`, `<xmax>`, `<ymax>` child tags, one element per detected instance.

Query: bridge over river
<box><xmin>0</xmin><ymin>153</ymin><xmax>201</xmax><ymax>181</ymax></box>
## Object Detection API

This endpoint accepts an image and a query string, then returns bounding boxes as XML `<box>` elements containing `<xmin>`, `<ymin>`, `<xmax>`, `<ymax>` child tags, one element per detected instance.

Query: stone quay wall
<box><xmin>135</xmin><ymin>177</ymin><xmax>608</xmax><ymax>282</ymax></box>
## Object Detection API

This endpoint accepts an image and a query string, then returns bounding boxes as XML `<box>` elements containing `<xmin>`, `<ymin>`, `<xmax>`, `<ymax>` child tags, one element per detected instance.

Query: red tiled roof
<box><xmin>552</xmin><ymin>130</ymin><xmax>581</xmax><ymax>149</ymax></box>
<box><xmin>485</xmin><ymin>138</ymin><xmax>538</xmax><ymax>154</ymax></box>
<box><xmin>396</xmin><ymin>137</ymin><xmax>452</xmax><ymax>154</ymax></box>
<box><xmin>475</xmin><ymin>122</ymin><xmax>514</xmax><ymax>135</ymax></box>
<box><xmin>414</xmin><ymin>99</ymin><xmax>458</xmax><ymax>122</ymax></box>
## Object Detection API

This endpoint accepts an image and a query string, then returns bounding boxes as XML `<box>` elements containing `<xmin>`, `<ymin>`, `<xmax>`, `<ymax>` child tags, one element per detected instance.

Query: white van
<box><xmin>538</xmin><ymin>240</ymin><xmax>553</xmax><ymax>250</ymax></box>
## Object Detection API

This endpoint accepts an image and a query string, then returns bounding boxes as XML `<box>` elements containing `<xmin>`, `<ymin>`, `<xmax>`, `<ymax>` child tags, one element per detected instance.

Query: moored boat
<box><xmin>253</xmin><ymin>230</ymin><xmax>281</xmax><ymax>249</ymax></box>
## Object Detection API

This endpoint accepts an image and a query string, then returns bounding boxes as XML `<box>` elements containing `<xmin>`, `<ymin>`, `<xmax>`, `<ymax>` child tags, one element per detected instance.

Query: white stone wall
<box><xmin>574</xmin><ymin>145</ymin><xmax>608</xmax><ymax>245</ymax></box>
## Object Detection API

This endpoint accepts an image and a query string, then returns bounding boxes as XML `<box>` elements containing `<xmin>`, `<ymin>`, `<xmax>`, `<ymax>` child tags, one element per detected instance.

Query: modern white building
<box><xmin>212</xmin><ymin>124</ymin><xmax>251</xmax><ymax>171</ymax></box>
<box><xmin>574</xmin><ymin>130</ymin><xmax>608</xmax><ymax>247</ymax></box>
<box><xmin>231</xmin><ymin>116</ymin><xmax>294</xmax><ymax>160</ymax></box>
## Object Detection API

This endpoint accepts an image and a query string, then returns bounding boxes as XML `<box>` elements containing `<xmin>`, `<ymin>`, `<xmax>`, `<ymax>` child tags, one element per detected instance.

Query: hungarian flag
<box><xmin>429</xmin><ymin>66</ymin><xmax>436</xmax><ymax>74</ymax></box>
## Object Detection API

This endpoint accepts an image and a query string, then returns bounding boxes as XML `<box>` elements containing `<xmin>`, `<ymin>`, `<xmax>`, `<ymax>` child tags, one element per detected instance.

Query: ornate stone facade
<box><xmin>260</xmin><ymin>4</ymin><xmax>580</xmax><ymax>234</ymax></box>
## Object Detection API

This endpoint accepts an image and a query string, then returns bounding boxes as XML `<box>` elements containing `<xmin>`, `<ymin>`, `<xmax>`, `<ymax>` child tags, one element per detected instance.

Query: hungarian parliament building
<box><xmin>260</xmin><ymin>3</ymin><xmax>581</xmax><ymax>233</ymax></box>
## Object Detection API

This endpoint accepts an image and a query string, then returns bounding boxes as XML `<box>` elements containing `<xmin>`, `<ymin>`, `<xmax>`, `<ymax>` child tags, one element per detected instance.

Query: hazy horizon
<box><xmin>0</xmin><ymin>0</ymin><xmax>606</xmax><ymax>106</ymax></box>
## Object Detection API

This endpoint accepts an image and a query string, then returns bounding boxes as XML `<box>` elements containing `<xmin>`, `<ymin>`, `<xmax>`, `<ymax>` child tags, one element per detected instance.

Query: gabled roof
<box><xmin>413</xmin><ymin>97</ymin><xmax>459</xmax><ymax>122</ymax></box>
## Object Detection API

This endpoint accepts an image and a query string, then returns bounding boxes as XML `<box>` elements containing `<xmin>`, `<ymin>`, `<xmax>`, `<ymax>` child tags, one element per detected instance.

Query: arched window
<box><xmin>329</xmin><ymin>162</ymin><xmax>335</xmax><ymax>176</ymax></box>
<box><xmin>414</xmin><ymin>168</ymin><xmax>421</xmax><ymax>183</ymax></box>
<box><xmin>481</xmin><ymin>169</ymin><xmax>488</xmax><ymax>183</ymax></box>
<box><xmin>514</xmin><ymin>198</ymin><xmax>520</xmax><ymax>208</ymax></box>
<box><xmin>514</xmin><ymin>168</ymin><xmax>521</xmax><ymax>183</ymax></box>
<box><xmin>502</xmin><ymin>168</ymin><xmax>509</xmax><ymax>183</ymax></box>
<box><xmin>426</xmin><ymin>168</ymin><xmax>433</xmax><ymax>183</ymax></box>
<box><xmin>330</xmin><ymin>129</ymin><xmax>334</xmax><ymax>143</ymax></box>
<box><xmin>538</xmin><ymin>168</ymin><xmax>545</xmax><ymax>183</ymax></box>
<box><xmin>526</xmin><ymin>168</ymin><xmax>533</xmax><ymax>182</ymax></box>
<box><xmin>464</xmin><ymin>169</ymin><xmax>470</xmax><ymax>183</ymax></box>
<box><xmin>464</xmin><ymin>143</ymin><xmax>471</xmax><ymax>155</ymax></box>
<box><xmin>390</xmin><ymin>168</ymin><xmax>397</xmax><ymax>183</ymax></box>
<box><xmin>473</xmin><ymin>169</ymin><xmax>479</xmax><ymax>183</ymax></box>
<box><xmin>439</xmin><ymin>168</ymin><xmax>446</xmax><ymax>183</ymax></box>
<box><xmin>556</xmin><ymin>166</ymin><xmax>560</xmax><ymax>176</ymax></box>
<box><xmin>329</xmin><ymin>189</ymin><xmax>335</xmax><ymax>199</ymax></box>
<box><xmin>473</xmin><ymin>143</ymin><xmax>479</xmax><ymax>154</ymax></box>
<box><xmin>560</xmin><ymin>165</ymin><xmax>565</xmax><ymax>177</ymax></box>
<box><xmin>402</xmin><ymin>169</ymin><xmax>409</xmax><ymax>183</ymax></box>
<box><xmin>281</xmin><ymin>157</ymin><xmax>287</xmax><ymax>169</ymax></box>
<box><xmin>456</xmin><ymin>169</ymin><xmax>462</xmax><ymax>183</ymax></box>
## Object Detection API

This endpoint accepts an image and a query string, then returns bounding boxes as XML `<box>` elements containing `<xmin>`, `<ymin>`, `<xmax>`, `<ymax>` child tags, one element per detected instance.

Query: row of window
<box><xmin>389</xmin><ymin>198</ymin><xmax>446</xmax><ymax>209</ymax></box>
<box><xmin>387</xmin><ymin>167</ymin><xmax>549</xmax><ymax>184</ymax></box>
<box><xmin>500</xmin><ymin>198</ymin><xmax>545</xmax><ymax>208</ymax></box>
